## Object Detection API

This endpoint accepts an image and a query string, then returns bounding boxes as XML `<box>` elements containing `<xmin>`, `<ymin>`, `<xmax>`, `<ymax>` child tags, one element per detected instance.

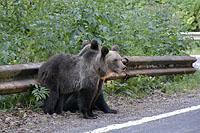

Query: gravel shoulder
<box><xmin>1</xmin><ymin>89</ymin><xmax>200</xmax><ymax>133</ymax></box>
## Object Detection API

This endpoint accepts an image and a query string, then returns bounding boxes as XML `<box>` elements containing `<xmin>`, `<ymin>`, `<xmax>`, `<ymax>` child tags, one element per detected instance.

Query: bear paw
<box><xmin>104</xmin><ymin>109</ymin><xmax>117</xmax><ymax>114</ymax></box>
<box><xmin>83</xmin><ymin>113</ymin><xmax>98</xmax><ymax>119</ymax></box>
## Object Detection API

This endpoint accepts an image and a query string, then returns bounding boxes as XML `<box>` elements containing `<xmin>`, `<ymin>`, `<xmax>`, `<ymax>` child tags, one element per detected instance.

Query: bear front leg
<box><xmin>78</xmin><ymin>89</ymin><xmax>97</xmax><ymax>119</ymax></box>
<box><xmin>94</xmin><ymin>80</ymin><xmax>117</xmax><ymax>114</ymax></box>
<box><xmin>95</xmin><ymin>90</ymin><xmax>117</xmax><ymax>114</ymax></box>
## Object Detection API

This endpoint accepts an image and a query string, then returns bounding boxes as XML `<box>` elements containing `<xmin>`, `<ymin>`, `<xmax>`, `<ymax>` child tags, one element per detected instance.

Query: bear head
<box><xmin>79</xmin><ymin>40</ymin><xmax>127</xmax><ymax>79</ymax></box>
<box><xmin>105</xmin><ymin>45</ymin><xmax>127</xmax><ymax>74</ymax></box>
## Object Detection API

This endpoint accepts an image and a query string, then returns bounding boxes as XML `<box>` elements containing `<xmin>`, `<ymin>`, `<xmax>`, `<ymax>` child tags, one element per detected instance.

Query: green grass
<box><xmin>191</xmin><ymin>47</ymin><xmax>200</xmax><ymax>55</ymax></box>
<box><xmin>164</xmin><ymin>71</ymin><xmax>200</xmax><ymax>94</ymax></box>
<box><xmin>105</xmin><ymin>71</ymin><xmax>200</xmax><ymax>98</ymax></box>
<box><xmin>187</xmin><ymin>41</ymin><xmax>200</xmax><ymax>55</ymax></box>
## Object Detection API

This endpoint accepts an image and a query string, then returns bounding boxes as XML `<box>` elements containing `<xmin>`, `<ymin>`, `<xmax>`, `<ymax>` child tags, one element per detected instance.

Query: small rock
<box><xmin>18</xmin><ymin>128</ymin><xmax>29</xmax><ymax>132</ymax></box>
<box><xmin>187</xmin><ymin>94</ymin><xmax>195</xmax><ymax>98</ymax></box>
<box><xmin>5</xmin><ymin>117</ymin><xmax>12</xmax><ymax>124</ymax></box>
<box><xmin>10</xmin><ymin>121</ymin><xmax>16</xmax><ymax>126</ymax></box>
<box><xmin>23</xmin><ymin>113</ymin><xmax>27</xmax><ymax>118</ymax></box>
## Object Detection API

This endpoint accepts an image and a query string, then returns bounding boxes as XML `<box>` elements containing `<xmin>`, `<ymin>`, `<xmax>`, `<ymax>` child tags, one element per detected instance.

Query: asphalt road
<box><xmin>112</xmin><ymin>109</ymin><xmax>200</xmax><ymax>133</ymax></box>
<box><xmin>91</xmin><ymin>106</ymin><xmax>200</xmax><ymax>133</ymax></box>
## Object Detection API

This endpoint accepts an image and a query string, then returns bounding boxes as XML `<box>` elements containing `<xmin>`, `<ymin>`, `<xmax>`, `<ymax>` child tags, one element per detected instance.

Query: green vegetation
<box><xmin>0</xmin><ymin>85</ymin><xmax>49</xmax><ymax>111</ymax></box>
<box><xmin>190</xmin><ymin>41</ymin><xmax>200</xmax><ymax>55</ymax></box>
<box><xmin>0</xmin><ymin>0</ymin><xmax>200</xmax><ymax>110</ymax></box>
<box><xmin>191</xmin><ymin>47</ymin><xmax>200</xmax><ymax>55</ymax></box>
<box><xmin>1</xmin><ymin>0</ymin><xmax>199</xmax><ymax>65</ymax></box>
<box><xmin>106</xmin><ymin>72</ymin><xmax>200</xmax><ymax>98</ymax></box>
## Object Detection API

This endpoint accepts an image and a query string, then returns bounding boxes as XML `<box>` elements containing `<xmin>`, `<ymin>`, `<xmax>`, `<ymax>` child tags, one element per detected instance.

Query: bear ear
<box><xmin>90</xmin><ymin>39</ymin><xmax>99</xmax><ymax>50</ymax></box>
<box><xmin>111</xmin><ymin>45</ymin><xmax>119</xmax><ymax>52</ymax></box>
<box><xmin>101</xmin><ymin>46</ymin><xmax>109</xmax><ymax>58</ymax></box>
<box><xmin>82</xmin><ymin>40</ymin><xmax>90</xmax><ymax>48</ymax></box>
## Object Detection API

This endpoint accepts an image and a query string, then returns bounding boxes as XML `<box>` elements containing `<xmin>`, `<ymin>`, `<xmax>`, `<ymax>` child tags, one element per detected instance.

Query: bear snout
<box><xmin>114</xmin><ymin>64</ymin><xmax>127</xmax><ymax>74</ymax></box>
<box><xmin>122</xmin><ymin>57</ymin><xmax>129</xmax><ymax>65</ymax></box>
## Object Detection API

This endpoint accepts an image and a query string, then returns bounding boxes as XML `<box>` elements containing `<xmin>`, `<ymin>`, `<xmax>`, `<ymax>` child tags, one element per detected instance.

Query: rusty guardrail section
<box><xmin>0</xmin><ymin>56</ymin><xmax>197</xmax><ymax>95</ymax></box>
<box><xmin>180</xmin><ymin>32</ymin><xmax>200</xmax><ymax>40</ymax></box>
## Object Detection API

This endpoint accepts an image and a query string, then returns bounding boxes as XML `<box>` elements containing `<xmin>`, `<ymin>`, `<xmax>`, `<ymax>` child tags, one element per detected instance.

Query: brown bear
<box><xmin>63</xmin><ymin>44</ymin><xmax>127</xmax><ymax>114</ymax></box>
<box><xmin>38</xmin><ymin>40</ymin><xmax>126</xmax><ymax>119</ymax></box>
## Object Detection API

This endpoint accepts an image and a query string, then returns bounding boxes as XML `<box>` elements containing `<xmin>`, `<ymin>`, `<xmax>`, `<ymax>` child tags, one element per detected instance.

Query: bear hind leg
<box><xmin>43</xmin><ymin>89</ymin><xmax>59</xmax><ymax>115</ymax></box>
<box><xmin>55</xmin><ymin>94</ymin><xmax>65</xmax><ymax>114</ymax></box>
<box><xmin>95</xmin><ymin>91</ymin><xmax>117</xmax><ymax>114</ymax></box>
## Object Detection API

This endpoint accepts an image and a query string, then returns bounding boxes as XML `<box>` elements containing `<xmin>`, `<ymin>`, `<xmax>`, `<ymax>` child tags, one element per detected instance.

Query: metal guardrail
<box><xmin>0</xmin><ymin>63</ymin><xmax>42</xmax><ymax>95</ymax></box>
<box><xmin>180</xmin><ymin>32</ymin><xmax>200</xmax><ymax>40</ymax></box>
<box><xmin>0</xmin><ymin>56</ymin><xmax>197</xmax><ymax>95</ymax></box>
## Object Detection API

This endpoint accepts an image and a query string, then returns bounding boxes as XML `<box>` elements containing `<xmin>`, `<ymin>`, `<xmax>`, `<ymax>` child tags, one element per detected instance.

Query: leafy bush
<box><xmin>32</xmin><ymin>84</ymin><xmax>49</xmax><ymax>102</ymax></box>
<box><xmin>0</xmin><ymin>0</ymin><xmax>193</xmax><ymax>65</ymax></box>
<box><xmin>170</xmin><ymin>0</ymin><xmax>200</xmax><ymax>31</ymax></box>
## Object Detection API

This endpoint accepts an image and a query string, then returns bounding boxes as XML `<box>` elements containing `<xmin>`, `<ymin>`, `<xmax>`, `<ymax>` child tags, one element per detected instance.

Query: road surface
<box><xmin>88</xmin><ymin>105</ymin><xmax>200</xmax><ymax>133</ymax></box>
<box><xmin>112</xmin><ymin>108</ymin><xmax>200</xmax><ymax>133</ymax></box>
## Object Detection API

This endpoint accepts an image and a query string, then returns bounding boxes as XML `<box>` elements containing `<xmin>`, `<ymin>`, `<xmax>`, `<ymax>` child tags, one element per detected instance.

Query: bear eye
<box><xmin>114</xmin><ymin>59</ymin><xmax>118</xmax><ymax>62</ymax></box>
